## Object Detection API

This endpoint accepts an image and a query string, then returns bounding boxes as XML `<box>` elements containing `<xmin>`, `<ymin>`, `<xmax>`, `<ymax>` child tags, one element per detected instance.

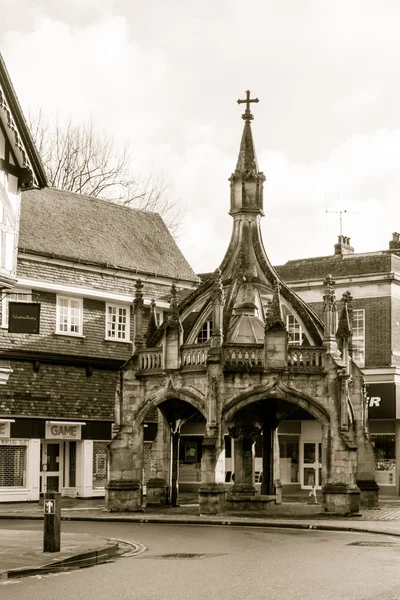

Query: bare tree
<box><xmin>28</xmin><ymin>110</ymin><xmax>184</xmax><ymax>236</ymax></box>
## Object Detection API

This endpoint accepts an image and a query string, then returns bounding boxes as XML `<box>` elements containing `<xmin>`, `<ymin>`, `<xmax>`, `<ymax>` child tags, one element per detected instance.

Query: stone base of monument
<box><xmin>323</xmin><ymin>483</ymin><xmax>361</xmax><ymax>514</ymax></box>
<box><xmin>199</xmin><ymin>483</ymin><xmax>226</xmax><ymax>515</ymax></box>
<box><xmin>225</xmin><ymin>492</ymin><xmax>278</xmax><ymax>512</ymax></box>
<box><xmin>357</xmin><ymin>479</ymin><xmax>380</xmax><ymax>508</ymax></box>
<box><xmin>145</xmin><ymin>478</ymin><xmax>169</xmax><ymax>506</ymax></box>
<box><xmin>106</xmin><ymin>480</ymin><xmax>143</xmax><ymax>512</ymax></box>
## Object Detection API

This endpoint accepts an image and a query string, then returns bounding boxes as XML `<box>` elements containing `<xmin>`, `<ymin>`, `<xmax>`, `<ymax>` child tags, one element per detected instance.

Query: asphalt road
<box><xmin>2</xmin><ymin>520</ymin><xmax>400</xmax><ymax>600</ymax></box>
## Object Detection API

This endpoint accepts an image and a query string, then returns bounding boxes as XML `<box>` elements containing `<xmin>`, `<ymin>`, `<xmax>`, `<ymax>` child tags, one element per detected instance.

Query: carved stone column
<box><xmin>230</xmin><ymin>424</ymin><xmax>261</xmax><ymax>496</ymax></box>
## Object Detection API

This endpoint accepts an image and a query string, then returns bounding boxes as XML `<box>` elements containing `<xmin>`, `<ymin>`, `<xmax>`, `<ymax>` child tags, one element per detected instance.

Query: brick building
<box><xmin>274</xmin><ymin>234</ymin><xmax>400</xmax><ymax>496</ymax></box>
<box><xmin>0</xmin><ymin>186</ymin><xmax>198</xmax><ymax>501</ymax></box>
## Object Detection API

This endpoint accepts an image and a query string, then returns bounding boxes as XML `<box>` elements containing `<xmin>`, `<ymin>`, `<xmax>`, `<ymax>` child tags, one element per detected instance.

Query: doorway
<box><xmin>301</xmin><ymin>441</ymin><xmax>322</xmax><ymax>489</ymax></box>
<box><xmin>41</xmin><ymin>442</ymin><xmax>63</xmax><ymax>493</ymax></box>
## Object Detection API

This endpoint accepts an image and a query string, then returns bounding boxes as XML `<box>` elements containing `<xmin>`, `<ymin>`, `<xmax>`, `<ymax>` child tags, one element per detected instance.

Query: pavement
<box><xmin>3</xmin><ymin>492</ymin><xmax>400</xmax><ymax>580</ymax></box>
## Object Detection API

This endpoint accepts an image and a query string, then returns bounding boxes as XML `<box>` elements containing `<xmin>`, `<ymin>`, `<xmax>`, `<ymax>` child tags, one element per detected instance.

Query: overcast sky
<box><xmin>2</xmin><ymin>1</ymin><xmax>400</xmax><ymax>273</ymax></box>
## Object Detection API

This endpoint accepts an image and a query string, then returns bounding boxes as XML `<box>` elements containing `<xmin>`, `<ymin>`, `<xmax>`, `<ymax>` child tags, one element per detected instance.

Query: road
<box><xmin>2</xmin><ymin>520</ymin><xmax>400</xmax><ymax>600</ymax></box>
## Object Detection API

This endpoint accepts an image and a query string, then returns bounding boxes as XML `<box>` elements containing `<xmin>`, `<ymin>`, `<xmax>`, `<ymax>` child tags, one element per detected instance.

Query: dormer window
<box><xmin>196</xmin><ymin>320</ymin><xmax>212</xmax><ymax>344</ymax></box>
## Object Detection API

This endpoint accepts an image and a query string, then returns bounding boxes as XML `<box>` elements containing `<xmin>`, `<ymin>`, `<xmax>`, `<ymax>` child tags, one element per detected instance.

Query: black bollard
<box><xmin>43</xmin><ymin>491</ymin><xmax>61</xmax><ymax>552</ymax></box>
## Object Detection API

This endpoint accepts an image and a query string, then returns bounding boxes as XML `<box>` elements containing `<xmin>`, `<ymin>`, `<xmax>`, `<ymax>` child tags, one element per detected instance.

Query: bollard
<box><xmin>43</xmin><ymin>491</ymin><xmax>61</xmax><ymax>552</ymax></box>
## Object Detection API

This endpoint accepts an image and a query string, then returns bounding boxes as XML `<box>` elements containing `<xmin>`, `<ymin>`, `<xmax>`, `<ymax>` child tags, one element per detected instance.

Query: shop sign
<box><xmin>0</xmin><ymin>439</ymin><xmax>28</xmax><ymax>445</ymax></box>
<box><xmin>0</xmin><ymin>422</ymin><xmax>10</xmax><ymax>438</ymax></box>
<box><xmin>8</xmin><ymin>302</ymin><xmax>40</xmax><ymax>334</ymax></box>
<box><xmin>366</xmin><ymin>383</ymin><xmax>396</xmax><ymax>419</ymax></box>
<box><xmin>46</xmin><ymin>422</ymin><xmax>82</xmax><ymax>440</ymax></box>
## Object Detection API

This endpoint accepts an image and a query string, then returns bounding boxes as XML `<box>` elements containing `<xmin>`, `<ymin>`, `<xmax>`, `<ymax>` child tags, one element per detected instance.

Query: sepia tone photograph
<box><xmin>0</xmin><ymin>1</ymin><xmax>400</xmax><ymax>599</ymax></box>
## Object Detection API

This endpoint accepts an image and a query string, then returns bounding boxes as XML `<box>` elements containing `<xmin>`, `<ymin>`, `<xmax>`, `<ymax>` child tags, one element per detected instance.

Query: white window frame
<box><xmin>196</xmin><ymin>320</ymin><xmax>213</xmax><ymax>344</ymax></box>
<box><xmin>286</xmin><ymin>314</ymin><xmax>302</xmax><ymax>345</ymax></box>
<box><xmin>56</xmin><ymin>295</ymin><xmax>83</xmax><ymax>337</ymax></box>
<box><xmin>105</xmin><ymin>303</ymin><xmax>130</xmax><ymax>342</ymax></box>
<box><xmin>1</xmin><ymin>288</ymin><xmax>32</xmax><ymax>329</ymax></box>
<box><xmin>352</xmin><ymin>308</ymin><xmax>365</xmax><ymax>368</ymax></box>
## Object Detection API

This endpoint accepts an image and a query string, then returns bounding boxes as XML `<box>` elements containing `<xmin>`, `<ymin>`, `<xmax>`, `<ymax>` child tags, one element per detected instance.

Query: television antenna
<box><xmin>325</xmin><ymin>209</ymin><xmax>359</xmax><ymax>237</ymax></box>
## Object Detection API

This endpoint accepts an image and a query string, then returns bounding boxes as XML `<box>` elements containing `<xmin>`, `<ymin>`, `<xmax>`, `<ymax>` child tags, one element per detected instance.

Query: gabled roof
<box><xmin>0</xmin><ymin>54</ymin><xmax>47</xmax><ymax>188</ymax></box>
<box><xmin>19</xmin><ymin>187</ymin><xmax>198</xmax><ymax>283</ymax></box>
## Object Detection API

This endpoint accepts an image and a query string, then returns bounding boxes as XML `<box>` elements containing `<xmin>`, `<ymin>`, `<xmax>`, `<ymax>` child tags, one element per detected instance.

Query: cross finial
<box><xmin>237</xmin><ymin>90</ymin><xmax>259</xmax><ymax>122</ymax></box>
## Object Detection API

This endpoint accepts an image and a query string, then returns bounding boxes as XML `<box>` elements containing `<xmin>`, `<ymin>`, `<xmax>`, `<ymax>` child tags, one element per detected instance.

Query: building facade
<box><xmin>0</xmin><ymin>186</ymin><xmax>198</xmax><ymax>502</ymax></box>
<box><xmin>275</xmin><ymin>234</ymin><xmax>400</xmax><ymax>495</ymax></box>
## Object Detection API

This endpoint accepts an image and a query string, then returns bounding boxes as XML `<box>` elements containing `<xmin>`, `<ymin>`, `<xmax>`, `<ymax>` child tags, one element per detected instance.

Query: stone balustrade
<box><xmin>181</xmin><ymin>345</ymin><xmax>208</xmax><ymax>367</ymax></box>
<box><xmin>137</xmin><ymin>348</ymin><xmax>163</xmax><ymax>370</ymax></box>
<box><xmin>287</xmin><ymin>346</ymin><xmax>325</xmax><ymax>370</ymax></box>
<box><xmin>223</xmin><ymin>344</ymin><xmax>264</xmax><ymax>367</ymax></box>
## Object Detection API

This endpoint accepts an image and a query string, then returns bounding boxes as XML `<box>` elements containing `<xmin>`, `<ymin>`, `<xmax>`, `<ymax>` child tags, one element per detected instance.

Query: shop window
<box><xmin>371</xmin><ymin>434</ymin><xmax>396</xmax><ymax>485</ymax></box>
<box><xmin>286</xmin><ymin>314</ymin><xmax>302</xmax><ymax>345</ymax></box>
<box><xmin>352</xmin><ymin>309</ymin><xmax>365</xmax><ymax>367</ymax></box>
<box><xmin>0</xmin><ymin>445</ymin><xmax>26</xmax><ymax>486</ymax></box>
<box><xmin>56</xmin><ymin>295</ymin><xmax>83</xmax><ymax>336</ymax></box>
<box><xmin>1</xmin><ymin>289</ymin><xmax>32</xmax><ymax>329</ymax></box>
<box><xmin>196</xmin><ymin>320</ymin><xmax>212</xmax><ymax>344</ymax></box>
<box><xmin>105</xmin><ymin>303</ymin><xmax>130</xmax><ymax>341</ymax></box>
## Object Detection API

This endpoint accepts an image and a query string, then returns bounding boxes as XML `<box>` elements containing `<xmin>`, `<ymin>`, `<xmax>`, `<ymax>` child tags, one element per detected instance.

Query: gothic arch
<box><xmin>136</xmin><ymin>385</ymin><xmax>207</xmax><ymax>424</ymax></box>
<box><xmin>223</xmin><ymin>379</ymin><xmax>330</xmax><ymax>427</ymax></box>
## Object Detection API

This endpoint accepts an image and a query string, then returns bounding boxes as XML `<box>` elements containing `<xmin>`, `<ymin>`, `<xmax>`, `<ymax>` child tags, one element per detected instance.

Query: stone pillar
<box><xmin>170</xmin><ymin>430</ymin><xmax>180</xmax><ymax>507</ymax></box>
<box><xmin>106</xmin><ymin>422</ymin><xmax>144</xmax><ymax>512</ymax></box>
<box><xmin>230</xmin><ymin>424</ymin><xmax>259</xmax><ymax>496</ymax></box>
<box><xmin>146</xmin><ymin>412</ymin><xmax>170</xmax><ymax>507</ymax></box>
<box><xmin>261</xmin><ymin>421</ymin><xmax>274</xmax><ymax>495</ymax></box>
<box><xmin>199</xmin><ymin>427</ymin><xmax>226</xmax><ymax>515</ymax></box>
<box><xmin>322</xmin><ymin>425</ymin><xmax>360</xmax><ymax>514</ymax></box>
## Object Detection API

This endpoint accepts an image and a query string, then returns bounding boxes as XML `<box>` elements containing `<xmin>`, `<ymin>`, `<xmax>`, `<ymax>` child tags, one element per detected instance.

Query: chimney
<box><xmin>334</xmin><ymin>235</ymin><xmax>354</xmax><ymax>256</ymax></box>
<box><xmin>389</xmin><ymin>232</ymin><xmax>400</xmax><ymax>250</ymax></box>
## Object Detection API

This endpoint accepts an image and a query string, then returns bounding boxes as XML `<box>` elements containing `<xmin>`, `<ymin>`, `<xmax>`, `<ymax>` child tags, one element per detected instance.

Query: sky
<box><xmin>2</xmin><ymin>0</ymin><xmax>400</xmax><ymax>274</ymax></box>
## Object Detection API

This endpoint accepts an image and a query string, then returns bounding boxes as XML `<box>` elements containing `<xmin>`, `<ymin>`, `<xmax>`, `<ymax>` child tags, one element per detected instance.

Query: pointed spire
<box><xmin>235</xmin><ymin>121</ymin><xmax>259</xmax><ymax>175</ymax></box>
<box><xmin>229</xmin><ymin>91</ymin><xmax>265</xmax><ymax>216</ymax></box>
<box><xmin>211</xmin><ymin>268</ymin><xmax>224</xmax><ymax>304</ymax></box>
<box><xmin>133</xmin><ymin>278</ymin><xmax>144</xmax><ymax>311</ymax></box>
<box><xmin>133</xmin><ymin>278</ymin><xmax>145</xmax><ymax>349</ymax></box>
<box><xmin>322</xmin><ymin>274</ymin><xmax>339</xmax><ymax>355</ymax></box>
<box><xmin>336</xmin><ymin>291</ymin><xmax>353</xmax><ymax>340</ymax></box>
<box><xmin>166</xmin><ymin>283</ymin><xmax>180</xmax><ymax>330</ymax></box>
<box><xmin>211</xmin><ymin>268</ymin><xmax>224</xmax><ymax>348</ymax></box>
<box><xmin>265</xmin><ymin>279</ymin><xmax>285</xmax><ymax>331</ymax></box>
<box><xmin>146</xmin><ymin>298</ymin><xmax>158</xmax><ymax>347</ymax></box>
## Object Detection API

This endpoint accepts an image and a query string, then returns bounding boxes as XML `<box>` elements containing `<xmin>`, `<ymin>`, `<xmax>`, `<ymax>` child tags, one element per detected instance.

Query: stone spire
<box><xmin>322</xmin><ymin>274</ymin><xmax>339</xmax><ymax>355</ymax></box>
<box><xmin>337</xmin><ymin>291</ymin><xmax>353</xmax><ymax>372</ymax></box>
<box><xmin>211</xmin><ymin>268</ymin><xmax>224</xmax><ymax>348</ymax></box>
<box><xmin>146</xmin><ymin>298</ymin><xmax>158</xmax><ymax>347</ymax></box>
<box><xmin>265</xmin><ymin>279</ymin><xmax>285</xmax><ymax>331</ymax></box>
<box><xmin>133</xmin><ymin>278</ymin><xmax>145</xmax><ymax>350</ymax></box>
<box><xmin>166</xmin><ymin>283</ymin><xmax>180</xmax><ymax>330</ymax></box>
<box><xmin>229</xmin><ymin>90</ymin><xmax>266</xmax><ymax>216</ymax></box>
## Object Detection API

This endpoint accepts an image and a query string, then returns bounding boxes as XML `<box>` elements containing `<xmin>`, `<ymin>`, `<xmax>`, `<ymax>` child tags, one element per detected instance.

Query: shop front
<box><xmin>0</xmin><ymin>418</ymin><xmax>112</xmax><ymax>502</ymax></box>
<box><xmin>367</xmin><ymin>382</ymin><xmax>397</xmax><ymax>494</ymax></box>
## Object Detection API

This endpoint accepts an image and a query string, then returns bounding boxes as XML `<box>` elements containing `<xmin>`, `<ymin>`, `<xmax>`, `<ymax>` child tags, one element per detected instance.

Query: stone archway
<box><xmin>223</xmin><ymin>381</ymin><xmax>331</xmax><ymax>505</ymax></box>
<box><xmin>137</xmin><ymin>388</ymin><xmax>207</xmax><ymax>507</ymax></box>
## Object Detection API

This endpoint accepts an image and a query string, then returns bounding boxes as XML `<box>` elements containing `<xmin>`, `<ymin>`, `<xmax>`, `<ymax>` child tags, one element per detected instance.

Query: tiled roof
<box><xmin>19</xmin><ymin>187</ymin><xmax>198</xmax><ymax>283</ymax></box>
